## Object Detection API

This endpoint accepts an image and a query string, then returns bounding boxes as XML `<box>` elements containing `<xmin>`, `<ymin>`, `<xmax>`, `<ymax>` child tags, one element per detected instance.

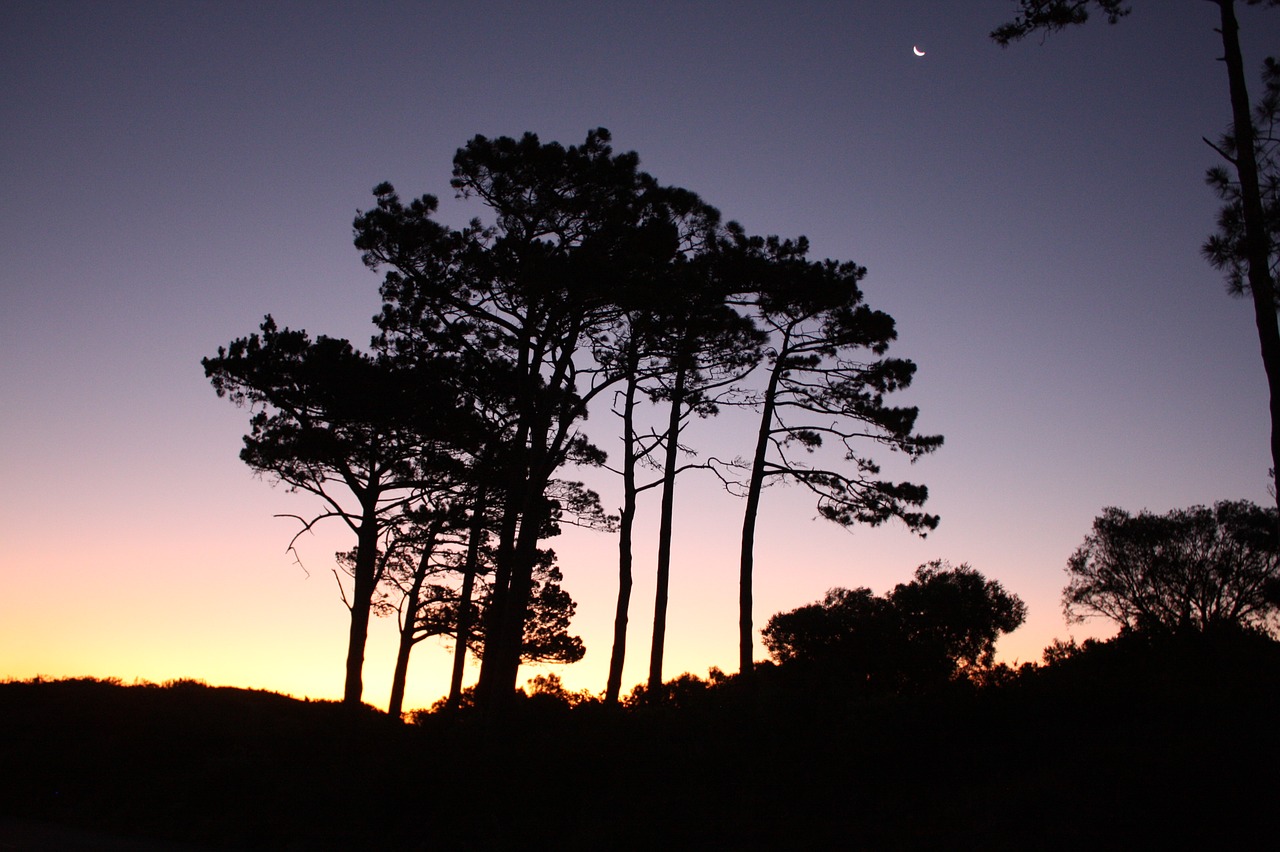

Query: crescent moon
<box><xmin>913</xmin><ymin>46</ymin><xmax>926</xmax><ymax>57</ymax></box>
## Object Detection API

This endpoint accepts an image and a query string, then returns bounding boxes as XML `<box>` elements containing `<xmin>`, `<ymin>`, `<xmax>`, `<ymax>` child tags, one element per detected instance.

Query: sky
<box><xmin>2</xmin><ymin>0</ymin><xmax>1276</xmax><ymax>712</ymax></box>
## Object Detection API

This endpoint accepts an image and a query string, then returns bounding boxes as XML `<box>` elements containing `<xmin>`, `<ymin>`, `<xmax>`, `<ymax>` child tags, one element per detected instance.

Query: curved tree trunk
<box><xmin>386</xmin><ymin>628</ymin><xmax>414</xmax><ymax>718</ymax></box>
<box><xmin>739</xmin><ymin>345</ymin><xmax>786</xmax><ymax>680</ymax></box>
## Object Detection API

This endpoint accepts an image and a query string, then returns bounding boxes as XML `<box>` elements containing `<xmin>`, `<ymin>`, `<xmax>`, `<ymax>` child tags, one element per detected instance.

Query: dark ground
<box><xmin>2</xmin><ymin>634</ymin><xmax>1278</xmax><ymax>850</ymax></box>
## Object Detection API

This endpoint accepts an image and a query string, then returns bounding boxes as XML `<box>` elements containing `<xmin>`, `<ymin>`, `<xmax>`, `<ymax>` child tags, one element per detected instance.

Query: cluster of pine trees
<box><xmin>204</xmin><ymin>129</ymin><xmax>942</xmax><ymax>714</ymax></box>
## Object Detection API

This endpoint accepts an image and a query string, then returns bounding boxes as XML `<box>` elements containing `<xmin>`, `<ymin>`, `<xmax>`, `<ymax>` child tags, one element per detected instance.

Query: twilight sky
<box><xmin>2</xmin><ymin>0</ymin><xmax>1275</xmax><ymax>711</ymax></box>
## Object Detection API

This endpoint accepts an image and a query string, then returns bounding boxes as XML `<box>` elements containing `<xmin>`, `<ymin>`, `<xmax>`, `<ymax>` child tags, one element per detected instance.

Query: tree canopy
<box><xmin>1065</xmin><ymin>500</ymin><xmax>1280</xmax><ymax>636</ymax></box>
<box><xmin>762</xmin><ymin>562</ymin><xmax>1026</xmax><ymax>692</ymax></box>
<box><xmin>354</xmin><ymin>128</ymin><xmax>768</xmax><ymax>708</ymax></box>
<box><xmin>1203</xmin><ymin>56</ymin><xmax>1280</xmax><ymax>303</ymax></box>
<box><xmin>203</xmin><ymin>316</ymin><xmax>472</xmax><ymax>706</ymax></box>
<box><xmin>731</xmin><ymin>226</ymin><xmax>943</xmax><ymax>677</ymax></box>
<box><xmin>207</xmin><ymin>127</ymin><xmax>941</xmax><ymax>712</ymax></box>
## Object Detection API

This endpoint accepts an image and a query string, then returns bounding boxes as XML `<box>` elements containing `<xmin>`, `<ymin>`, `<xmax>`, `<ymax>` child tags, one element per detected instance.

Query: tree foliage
<box><xmin>203</xmin><ymin>316</ymin><xmax>470</xmax><ymax>706</ymax></box>
<box><xmin>356</xmin><ymin>128</ymin><xmax>688</xmax><ymax>707</ymax></box>
<box><xmin>203</xmin><ymin>317</ymin><xmax>461</xmax><ymax>502</ymax></box>
<box><xmin>731</xmin><ymin>227</ymin><xmax>943</xmax><ymax>676</ymax></box>
<box><xmin>1204</xmin><ymin>56</ymin><xmax>1280</xmax><ymax>300</ymax></box>
<box><xmin>207</xmin><ymin>127</ymin><xmax>940</xmax><ymax>712</ymax></box>
<box><xmin>890</xmin><ymin>561</ymin><xmax>1028</xmax><ymax>671</ymax></box>
<box><xmin>990</xmin><ymin>0</ymin><xmax>1130</xmax><ymax>46</ymax></box>
<box><xmin>762</xmin><ymin>562</ymin><xmax>1026</xmax><ymax>691</ymax></box>
<box><xmin>1065</xmin><ymin>500</ymin><xmax>1280</xmax><ymax>636</ymax></box>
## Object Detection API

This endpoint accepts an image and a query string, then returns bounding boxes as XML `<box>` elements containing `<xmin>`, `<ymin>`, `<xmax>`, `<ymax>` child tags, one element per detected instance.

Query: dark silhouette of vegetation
<box><xmin>990</xmin><ymin>0</ymin><xmax>1130</xmax><ymax>42</ymax></box>
<box><xmin>370</xmin><ymin>505</ymin><xmax>463</xmax><ymax>718</ymax></box>
<box><xmin>1066</xmin><ymin>500</ymin><xmax>1280</xmax><ymax>636</ymax></box>
<box><xmin>1204</xmin><ymin>56</ymin><xmax>1280</xmax><ymax>306</ymax></box>
<box><xmin>206</xmin><ymin>128</ymin><xmax>941</xmax><ymax>712</ymax></box>
<box><xmin>355</xmin><ymin>129</ymin><xmax>715</xmax><ymax>711</ymax></box>
<box><xmin>364</xmin><ymin>511</ymin><xmax>585</xmax><ymax>718</ymax></box>
<box><xmin>7</xmin><ymin>636</ymin><xmax>1280</xmax><ymax>850</ymax></box>
<box><xmin>762</xmin><ymin>562</ymin><xmax>1026</xmax><ymax>694</ymax></box>
<box><xmin>202</xmin><ymin>319</ymin><xmax>471</xmax><ymax>707</ymax></box>
<box><xmin>591</xmin><ymin>189</ymin><xmax>761</xmax><ymax>702</ymax></box>
<box><xmin>994</xmin><ymin>0</ymin><xmax>1280</xmax><ymax>516</ymax></box>
<box><xmin>729</xmin><ymin>227</ymin><xmax>943</xmax><ymax>678</ymax></box>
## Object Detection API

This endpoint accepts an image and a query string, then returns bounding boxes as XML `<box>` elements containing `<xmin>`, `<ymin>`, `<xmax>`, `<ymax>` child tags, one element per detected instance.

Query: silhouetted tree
<box><xmin>523</xmin><ymin>672</ymin><xmax>597</xmax><ymax>708</ymax></box>
<box><xmin>445</xmin><ymin>483</ymin><xmax>600</xmax><ymax>704</ymax></box>
<box><xmin>643</xmin><ymin>255</ymin><xmax>764</xmax><ymax>694</ymax></box>
<box><xmin>993</xmin><ymin>0</ymin><xmax>1280</xmax><ymax>515</ymax></box>
<box><xmin>762</xmin><ymin>562</ymin><xmax>1025</xmax><ymax>692</ymax></box>
<box><xmin>457</xmin><ymin>547</ymin><xmax>586</xmax><ymax>665</ymax></box>
<box><xmin>515</xmin><ymin>559</ymin><xmax>587</xmax><ymax>665</ymax></box>
<box><xmin>600</xmin><ymin>321</ymin><xmax>663</xmax><ymax>704</ymax></box>
<box><xmin>729</xmin><ymin>228</ymin><xmax>943</xmax><ymax>678</ymax></box>
<box><xmin>596</xmin><ymin>219</ymin><xmax>765</xmax><ymax>701</ymax></box>
<box><xmin>373</xmin><ymin>504</ymin><xmax>586</xmax><ymax>717</ymax></box>
<box><xmin>374</xmin><ymin>503</ymin><xmax>465</xmax><ymax>718</ymax></box>
<box><xmin>356</xmin><ymin>129</ymin><xmax>716</xmax><ymax>710</ymax></box>
<box><xmin>445</xmin><ymin>481</ymin><xmax>494</xmax><ymax>711</ymax></box>
<box><xmin>1204</xmin><ymin>56</ymin><xmax>1280</xmax><ymax>307</ymax></box>
<box><xmin>593</xmin><ymin>190</ymin><xmax>731</xmax><ymax>703</ymax></box>
<box><xmin>888</xmin><ymin>561</ymin><xmax>1028</xmax><ymax>677</ymax></box>
<box><xmin>763</xmin><ymin>587</ymin><xmax>895</xmax><ymax>673</ymax></box>
<box><xmin>203</xmin><ymin>317</ymin><xmax>466</xmax><ymax>707</ymax></box>
<box><xmin>1066</xmin><ymin>500</ymin><xmax>1280</xmax><ymax>636</ymax></box>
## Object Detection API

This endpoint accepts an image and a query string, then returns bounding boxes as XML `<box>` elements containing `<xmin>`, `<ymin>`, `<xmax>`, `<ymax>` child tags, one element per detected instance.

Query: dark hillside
<box><xmin>2</xmin><ymin>641</ymin><xmax>1278</xmax><ymax>850</ymax></box>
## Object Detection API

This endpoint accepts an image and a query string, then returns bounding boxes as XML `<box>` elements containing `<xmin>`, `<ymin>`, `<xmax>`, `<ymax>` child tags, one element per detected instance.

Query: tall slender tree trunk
<box><xmin>448</xmin><ymin>490</ymin><xmax>488</xmax><ymax>711</ymax></box>
<box><xmin>386</xmin><ymin>618</ymin><xmax>415</xmax><ymax>718</ymax></box>
<box><xmin>648</xmin><ymin>362</ymin><xmax>688</xmax><ymax>692</ymax></box>
<box><xmin>1215</xmin><ymin>0</ymin><xmax>1280</xmax><ymax>521</ymax></box>
<box><xmin>739</xmin><ymin>349</ymin><xmax>785</xmax><ymax>680</ymax></box>
<box><xmin>343</xmin><ymin>495</ymin><xmax>382</xmax><ymax>707</ymax></box>
<box><xmin>387</xmin><ymin>547</ymin><xmax>430</xmax><ymax>718</ymax></box>
<box><xmin>606</xmin><ymin>352</ymin><xmax>641</xmax><ymax>703</ymax></box>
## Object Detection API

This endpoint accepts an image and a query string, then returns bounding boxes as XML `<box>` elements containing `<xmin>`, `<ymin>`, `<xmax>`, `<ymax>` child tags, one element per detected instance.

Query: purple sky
<box><xmin>2</xmin><ymin>1</ymin><xmax>1275</xmax><ymax>709</ymax></box>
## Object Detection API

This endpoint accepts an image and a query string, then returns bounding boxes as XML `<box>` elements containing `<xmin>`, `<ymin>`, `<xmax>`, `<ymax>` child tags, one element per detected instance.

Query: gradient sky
<box><xmin>2</xmin><ymin>1</ymin><xmax>1275</xmax><ymax>711</ymax></box>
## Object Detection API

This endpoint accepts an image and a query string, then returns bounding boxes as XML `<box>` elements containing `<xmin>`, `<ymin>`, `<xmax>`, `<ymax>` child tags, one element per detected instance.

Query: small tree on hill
<box><xmin>761</xmin><ymin>562</ymin><xmax>1025</xmax><ymax>692</ymax></box>
<box><xmin>888</xmin><ymin>561</ymin><xmax>1028</xmax><ymax>677</ymax></box>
